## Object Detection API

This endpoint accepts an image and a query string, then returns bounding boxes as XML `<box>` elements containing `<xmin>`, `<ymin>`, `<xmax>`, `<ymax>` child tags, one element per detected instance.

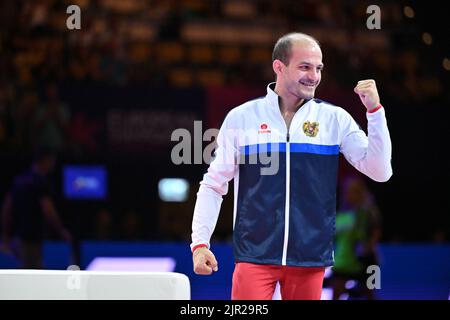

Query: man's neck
<box><xmin>273</xmin><ymin>83</ymin><xmax>305</xmax><ymax>114</ymax></box>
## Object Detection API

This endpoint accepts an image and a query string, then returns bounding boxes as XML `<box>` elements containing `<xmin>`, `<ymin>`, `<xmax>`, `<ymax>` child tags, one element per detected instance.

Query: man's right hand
<box><xmin>193</xmin><ymin>247</ymin><xmax>218</xmax><ymax>275</ymax></box>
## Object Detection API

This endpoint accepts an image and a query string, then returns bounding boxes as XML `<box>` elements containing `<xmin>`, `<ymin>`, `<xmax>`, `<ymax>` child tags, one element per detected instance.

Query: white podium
<box><xmin>0</xmin><ymin>270</ymin><xmax>190</xmax><ymax>300</ymax></box>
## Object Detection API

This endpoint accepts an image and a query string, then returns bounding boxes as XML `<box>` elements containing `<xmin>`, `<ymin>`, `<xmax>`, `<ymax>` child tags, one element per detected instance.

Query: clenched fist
<box><xmin>193</xmin><ymin>246</ymin><xmax>219</xmax><ymax>275</ymax></box>
<box><xmin>354</xmin><ymin>79</ymin><xmax>381</xmax><ymax>112</ymax></box>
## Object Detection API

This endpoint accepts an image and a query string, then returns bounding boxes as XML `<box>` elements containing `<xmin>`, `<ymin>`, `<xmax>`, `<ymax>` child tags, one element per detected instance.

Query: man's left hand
<box><xmin>354</xmin><ymin>79</ymin><xmax>380</xmax><ymax>112</ymax></box>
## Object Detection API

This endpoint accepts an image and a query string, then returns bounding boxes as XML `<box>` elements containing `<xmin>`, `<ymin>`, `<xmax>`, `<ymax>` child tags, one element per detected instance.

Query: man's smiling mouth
<box><xmin>299</xmin><ymin>81</ymin><xmax>316</xmax><ymax>87</ymax></box>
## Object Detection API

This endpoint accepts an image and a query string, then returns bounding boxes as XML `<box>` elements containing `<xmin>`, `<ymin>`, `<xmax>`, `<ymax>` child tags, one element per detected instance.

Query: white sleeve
<box><xmin>190</xmin><ymin>113</ymin><xmax>238</xmax><ymax>251</ymax></box>
<box><xmin>339</xmin><ymin>107</ymin><xmax>393</xmax><ymax>182</ymax></box>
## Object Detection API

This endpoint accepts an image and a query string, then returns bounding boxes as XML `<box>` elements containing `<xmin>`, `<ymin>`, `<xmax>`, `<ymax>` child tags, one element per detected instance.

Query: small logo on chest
<box><xmin>303</xmin><ymin>121</ymin><xmax>319</xmax><ymax>137</ymax></box>
<box><xmin>258</xmin><ymin>123</ymin><xmax>271</xmax><ymax>134</ymax></box>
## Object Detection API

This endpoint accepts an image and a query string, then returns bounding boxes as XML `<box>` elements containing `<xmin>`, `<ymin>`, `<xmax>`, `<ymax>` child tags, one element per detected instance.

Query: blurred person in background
<box><xmin>33</xmin><ymin>83</ymin><xmax>70</xmax><ymax>154</ymax></box>
<box><xmin>331</xmin><ymin>176</ymin><xmax>382</xmax><ymax>300</ymax></box>
<box><xmin>92</xmin><ymin>207</ymin><xmax>113</xmax><ymax>241</ymax></box>
<box><xmin>1</xmin><ymin>147</ymin><xmax>72</xmax><ymax>268</ymax></box>
<box><xmin>119</xmin><ymin>209</ymin><xmax>142</xmax><ymax>241</ymax></box>
<box><xmin>190</xmin><ymin>32</ymin><xmax>392</xmax><ymax>300</ymax></box>
<box><xmin>11</xmin><ymin>90</ymin><xmax>39</xmax><ymax>150</ymax></box>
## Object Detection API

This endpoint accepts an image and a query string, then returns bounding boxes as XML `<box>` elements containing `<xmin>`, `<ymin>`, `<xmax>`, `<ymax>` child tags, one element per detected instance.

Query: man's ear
<box><xmin>272</xmin><ymin>59</ymin><xmax>284</xmax><ymax>76</ymax></box>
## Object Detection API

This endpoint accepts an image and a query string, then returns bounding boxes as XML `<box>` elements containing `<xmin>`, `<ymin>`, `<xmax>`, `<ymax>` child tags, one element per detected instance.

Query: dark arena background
<box><xmin>0</xmin><ymin>0</ymin><xmax>449</xmax><ymax>302</ymax></box>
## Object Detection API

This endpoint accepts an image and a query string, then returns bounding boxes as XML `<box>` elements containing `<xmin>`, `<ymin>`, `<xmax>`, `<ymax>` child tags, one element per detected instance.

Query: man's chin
<box><xmin>299</xmin><ymin>90</ymin><xmax>315</xmax><ymax>100</ymax></box>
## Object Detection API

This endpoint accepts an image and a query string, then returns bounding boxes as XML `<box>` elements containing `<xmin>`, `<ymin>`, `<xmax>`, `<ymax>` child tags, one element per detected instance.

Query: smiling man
<box><xmin>190</xmin><ymin>32</ymin><xmax>392</xmax><ymax>300</ymax></box>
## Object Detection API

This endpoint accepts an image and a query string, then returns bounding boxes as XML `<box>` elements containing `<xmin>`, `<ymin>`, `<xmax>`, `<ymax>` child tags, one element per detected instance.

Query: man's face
<box><xmin>279</xmin><ymin>42</ymin><xmax>323</xmax><ymax>100</ymax></box>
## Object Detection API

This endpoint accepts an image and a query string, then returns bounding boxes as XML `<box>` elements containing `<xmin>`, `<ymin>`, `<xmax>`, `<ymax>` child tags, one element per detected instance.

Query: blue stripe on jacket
<box><xmin>240</xmin><ymin>143</ymin><xmax>339</xmax><ymax>156</ymax></box>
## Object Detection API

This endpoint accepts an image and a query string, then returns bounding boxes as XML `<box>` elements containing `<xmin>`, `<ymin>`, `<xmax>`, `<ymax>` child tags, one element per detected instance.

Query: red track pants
<box><xmin>232</xmin><ymin>262</ymin><xmax>325</xmax><ymax>300</ymax></box>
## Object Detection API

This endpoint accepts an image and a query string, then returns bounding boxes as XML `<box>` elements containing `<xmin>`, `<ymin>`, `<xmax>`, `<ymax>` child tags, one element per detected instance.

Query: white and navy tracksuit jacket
<box><xmin>191</xmin><ymin>83</ymin><xmax>392</xmax><ymax>267</ymax></box>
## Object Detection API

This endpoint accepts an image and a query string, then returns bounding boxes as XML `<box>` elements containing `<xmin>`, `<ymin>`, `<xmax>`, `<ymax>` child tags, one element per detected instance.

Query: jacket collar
<box><xmin>266</xmin><ymin>82</ymin><xmax>313</xmax><ymax>110</ymax></box>
<box><xmin>266</xmin><ymin>82</ymin><xmax>279</xmax><ymax>109</ymax></box>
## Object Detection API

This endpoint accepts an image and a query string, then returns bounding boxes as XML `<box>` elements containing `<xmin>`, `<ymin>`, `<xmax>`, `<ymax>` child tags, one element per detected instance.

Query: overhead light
<box><xmin>422</xmin><ymin>32</ymin><xmax>432</xmax><ymax>45</ymax></box>
<box><xmin>443</xmin><ymin>58</ymin><xmax>450</xmax><ymax>71</ymax></box>
<box><xmin>158</xmin><ymin>178</ymin><xmax>189</xmax><ymax>202</ymax></box>
<box><xmin>403</xmin><ymin>6</ymin><xmax>415</xmax><ymax>18</ymax></box>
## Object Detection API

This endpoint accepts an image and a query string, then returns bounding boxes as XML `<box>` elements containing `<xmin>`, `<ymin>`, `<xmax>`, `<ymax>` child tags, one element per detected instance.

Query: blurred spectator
<box><xmin>331</xmin><ymin>176</ymin><xmax>382</xmax><ymax>300</ymax></box>
<box><xmin>11</xmin><ymin>90</ymin><xmax>38</xmax><ymax>150</ymax></box>
<box><xmin>33</xmin><ymin>83</ymin><xmax>70</xmax><ymax>153</ymax></box>
<box><xmin>157</xmin><ymin>184</ymin><xmax>196</xmax><ymax>242</ymax></box>
<box><xmin>67</xmin><ymin>111</ymin><xmax>100</xmax><ymax>155</ymax></box>
<box><xmin>1</xmin><ymin>147</ymin><xmax>72</xmax><ymax>268</ymax></box>
<box><xmin>93</xmin><ymin>208</ymin><xmax>113</xmax><ymax>241</ymax></box>
<box><xmin>157</xmin><ymin>205</ymin><xmax>191</xmax><ymax>241</ymax></box>
<box><xmin>119</xmin><ymin>209</ymin><xmax>141</xmax><ymax>241</ymax></box>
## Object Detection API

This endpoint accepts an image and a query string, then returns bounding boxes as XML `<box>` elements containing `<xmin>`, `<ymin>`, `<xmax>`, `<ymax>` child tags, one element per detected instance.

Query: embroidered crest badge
<box><xmin>303</xmin><ymin>121</ymin><xmax>319</xmax><ymax>137</ymax></box>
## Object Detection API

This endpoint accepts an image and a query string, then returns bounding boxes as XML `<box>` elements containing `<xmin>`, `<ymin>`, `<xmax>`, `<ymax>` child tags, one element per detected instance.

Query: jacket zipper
<box><xmin>278</xmin><ymin>98</ymin><xmax>308</xmax><ymax>266</ymax></box>
<box><xmin>282</xmin><ymin>131</ymin><xmax>290</xmax><ymax>265</ymax></box>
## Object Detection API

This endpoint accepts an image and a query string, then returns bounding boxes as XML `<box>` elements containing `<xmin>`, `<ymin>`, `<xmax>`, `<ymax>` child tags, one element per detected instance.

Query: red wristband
<box><xmin>192</xmin><ymin>243</ymin><xmax>208</xmax><ymax>253</ymax></box>
<box><xmin>368</xmin><ymin>104</ymin><xmax>382</xmax><ymax>113</ymax></box>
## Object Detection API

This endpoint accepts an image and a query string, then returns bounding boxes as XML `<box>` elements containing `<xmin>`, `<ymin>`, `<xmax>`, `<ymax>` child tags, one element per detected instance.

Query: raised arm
<box><xmin>340</xmin><ymin>80</ymin><xmax>393</xmax><ymax>182</ymax></box>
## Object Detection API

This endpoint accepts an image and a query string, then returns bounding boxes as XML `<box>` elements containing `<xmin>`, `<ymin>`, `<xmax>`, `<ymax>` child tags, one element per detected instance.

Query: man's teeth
<box><xmin>300</xmin><ymin>82</ymin><xmax>315</xmax><ymax>87</ymax></box>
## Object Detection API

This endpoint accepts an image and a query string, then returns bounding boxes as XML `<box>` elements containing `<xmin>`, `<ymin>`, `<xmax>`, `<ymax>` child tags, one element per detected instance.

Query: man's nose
<box><xmin>307</xmin><ymin>69</ymin><xmax>320</xmax><ymax>82</ymax></box>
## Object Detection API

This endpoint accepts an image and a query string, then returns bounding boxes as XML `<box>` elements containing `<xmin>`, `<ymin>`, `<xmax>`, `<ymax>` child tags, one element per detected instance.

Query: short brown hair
<box><xmin>272</xmin><ymin>32</ymin><xmax>320</xmax><ymax>65</ymax></box>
